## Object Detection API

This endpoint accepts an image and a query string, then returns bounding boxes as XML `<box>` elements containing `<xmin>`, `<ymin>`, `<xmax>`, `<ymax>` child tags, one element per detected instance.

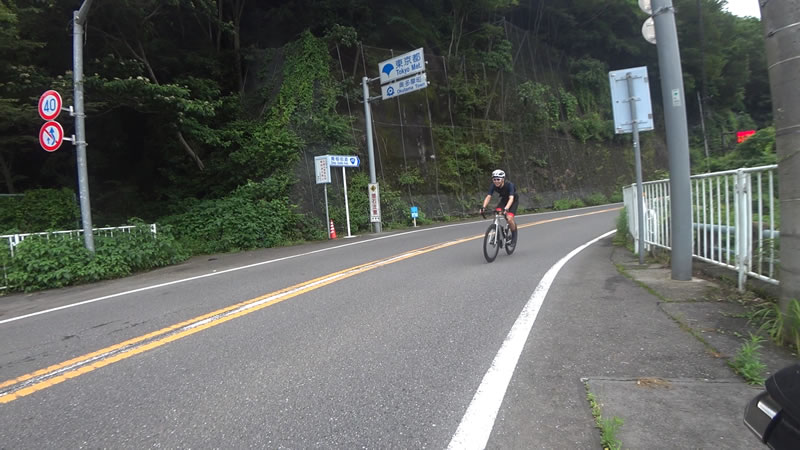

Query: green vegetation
<box><xmin>585</xmin><ymin>386</ymin><xmax>623</xmax><ymax>450</ymax></box>
<box><xmin>553</xmin><ymin>198</ymin><xmax>586</xmax><ymax>211</ymax></box>
<box><xmin>747</xmin><ymin>298</ymin><xmax>800</xmax><ymax>354</ymax></box>
<box><xmin>3</xmin><ymin>221</ymin><xmax>187</xmax><ymax>292</ymax></box>
<box><xmin>613</xmin><ymin>208</ymin><xmax>630</xmax><ymax>247</ymax></box>
<box><xmin>729</xmin><ymin>334</ymin><xmax>767</xmax><ymax>385</ymax></box>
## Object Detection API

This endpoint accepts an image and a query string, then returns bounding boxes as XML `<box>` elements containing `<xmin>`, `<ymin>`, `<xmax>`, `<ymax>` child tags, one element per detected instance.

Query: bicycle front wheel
<box><xmin>483</xmin><ymin>224</ymin><xmax>500</xmax><ymax>262</ymax></box>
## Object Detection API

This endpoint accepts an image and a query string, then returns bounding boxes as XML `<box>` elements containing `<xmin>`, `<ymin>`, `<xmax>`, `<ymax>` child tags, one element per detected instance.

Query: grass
<box><xmin>744</xmin><ymin>298</ymin><xmax>800</xmax><ymax>355</ymax></box>
<box><xmin>729</xmin><ymin>334</ymin><xmax>767</xmax><ymax>385</ymax></box>
<box><xmin>585</xmin><ymin>384</ymin><xmax>623</xmax><ymax>450</ymax></box>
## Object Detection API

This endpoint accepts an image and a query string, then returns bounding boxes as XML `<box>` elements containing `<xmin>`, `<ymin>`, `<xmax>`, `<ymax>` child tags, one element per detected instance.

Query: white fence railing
<box><xmin>1</xmin><ymin>224</ymin><xmax>157</xmax><ymax>290</ymax></box>
<box><xmin>623</xmin><ymin>165</ymin><xmax>778</xmax><ymax>290</ymax></box>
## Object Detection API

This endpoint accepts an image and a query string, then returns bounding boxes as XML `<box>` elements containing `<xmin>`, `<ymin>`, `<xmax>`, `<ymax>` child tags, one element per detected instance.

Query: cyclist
<box><xmin>480</xmin><ymin>169</ymin><xmax>518</xmax><ymax>245</ymax></box>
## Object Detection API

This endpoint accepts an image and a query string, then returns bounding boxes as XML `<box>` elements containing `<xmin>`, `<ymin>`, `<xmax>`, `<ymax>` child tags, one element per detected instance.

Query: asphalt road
<box><xmin>0</xmin><ymin>205</ymin><xmax>620</xmax><ymax>448</ymax></box>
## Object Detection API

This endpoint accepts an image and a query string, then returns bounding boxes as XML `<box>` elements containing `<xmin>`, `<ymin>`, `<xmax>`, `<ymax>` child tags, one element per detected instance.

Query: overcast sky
<box><xmin>724</xmin><ymin>0</ymin><xmax>761</xmax><ymax>19</ymax></box>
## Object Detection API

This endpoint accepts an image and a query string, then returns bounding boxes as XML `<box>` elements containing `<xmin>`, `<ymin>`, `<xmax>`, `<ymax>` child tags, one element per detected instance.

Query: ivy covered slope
<box><xmin>1</xmin><ymin>1</ymin><xmax>770</xmax><ymax>238</ymax></box>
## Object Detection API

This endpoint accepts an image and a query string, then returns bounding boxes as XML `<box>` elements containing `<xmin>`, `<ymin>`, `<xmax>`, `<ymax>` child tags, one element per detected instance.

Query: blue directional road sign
<box><xmin>328</xmin><ymin>155</ymin><xmax>360</xmax><ymax>168</ymax></box>
<box><xmin>381</xmin><ymin>73</ymin><xmax>428</xmax><ymax>100</ymax></box>
<box><xmin>378</xmin><ymin>48</ymin><xmax>425</xmax><ymax>85</ymax></box>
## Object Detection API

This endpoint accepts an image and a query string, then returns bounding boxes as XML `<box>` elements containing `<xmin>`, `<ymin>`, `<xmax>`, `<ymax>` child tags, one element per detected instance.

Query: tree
<box><xmin>0</xmin><ymin>2</ymin><xmax>49</xmax><ymax>193</ymax></box>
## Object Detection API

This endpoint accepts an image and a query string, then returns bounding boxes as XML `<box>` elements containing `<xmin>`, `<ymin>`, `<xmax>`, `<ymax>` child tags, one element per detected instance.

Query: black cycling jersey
<box><xmin>487</xmin><ymin>180</ymin><xmax>519</xmax><ymax>213</ymax></box>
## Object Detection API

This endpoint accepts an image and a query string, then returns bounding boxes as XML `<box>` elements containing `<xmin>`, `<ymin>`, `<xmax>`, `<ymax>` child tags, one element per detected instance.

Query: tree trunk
<box><xmin>0</xmin><ymin>151</ymin><xmax>15</xmax><ymax>194</ymax></box>
<box><xmin>233</xmin><ymin>0</ymin><xmax>246</xmax><ymax>97</ymax></box>
<box><xmin>761</xmin><ymin>0</ymin><xmax>800</xmax><ymax>338</ymax></box>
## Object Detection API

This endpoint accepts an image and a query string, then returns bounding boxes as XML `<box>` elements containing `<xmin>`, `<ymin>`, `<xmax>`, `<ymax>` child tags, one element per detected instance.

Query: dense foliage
<box><xmin>2</xmin><ymin>221</ymin><xmax>188</xmax><ymax>292</ymax></box>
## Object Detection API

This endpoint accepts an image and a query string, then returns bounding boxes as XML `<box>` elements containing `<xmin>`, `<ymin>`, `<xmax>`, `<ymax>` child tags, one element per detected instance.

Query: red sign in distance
<box><xmin>39</xmin><ymin>121</ymin><xmax>64</xmax><ymax>152</ymax></box>
<box><xmin>38</xmin><ymin>90</ymin><xmax>63</xmax><ymax>121</ymax></box>
<box><xmin>737</xmin><ymin>130</ymin><xmax>756</xmax><ymax>144</ymax></box>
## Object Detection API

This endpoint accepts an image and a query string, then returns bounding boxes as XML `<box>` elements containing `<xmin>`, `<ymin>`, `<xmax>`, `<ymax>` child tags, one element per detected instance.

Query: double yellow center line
<box><xmin>0</xmin><ymin>207</ymin><xmax>618</xmax><ymax>403</ymax></box>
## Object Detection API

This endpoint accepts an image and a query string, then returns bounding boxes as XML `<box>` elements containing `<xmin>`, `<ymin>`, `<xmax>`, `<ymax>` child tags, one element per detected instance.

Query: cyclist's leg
<box><xmin>506</xmin><ymin>201</ymin><xmax>519</xmax><ymax>231</ymax></box>
<box><xmin>507</xmin><ymin>202</ymin><xmax>519</xmax><ymax>244</ymax></box>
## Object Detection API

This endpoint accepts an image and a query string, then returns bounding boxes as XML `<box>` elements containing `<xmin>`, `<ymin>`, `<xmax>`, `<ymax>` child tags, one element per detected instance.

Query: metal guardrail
<box><xmin>623</xmin><ymin>165</ymin><xmax>779</xmax><ymax>290</ymax></box>
<box><xmin>1</xmin><ymin>224</ymin><xmax>157</xmax><ymax>290</ymax></box>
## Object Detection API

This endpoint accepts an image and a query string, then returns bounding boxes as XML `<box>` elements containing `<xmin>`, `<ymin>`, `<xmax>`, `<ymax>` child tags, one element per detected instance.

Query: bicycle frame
<box><xmin>481</xmin><ymin>209</ymin><xmax>514</xmax><ymax>262</ymax></box>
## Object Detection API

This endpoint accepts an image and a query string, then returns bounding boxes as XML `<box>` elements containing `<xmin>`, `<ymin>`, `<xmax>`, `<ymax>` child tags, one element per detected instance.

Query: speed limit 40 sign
<box><xmin>38</xmin><ymin>90</ymin><xmax>63</xmax><ymax>121</ymax></box>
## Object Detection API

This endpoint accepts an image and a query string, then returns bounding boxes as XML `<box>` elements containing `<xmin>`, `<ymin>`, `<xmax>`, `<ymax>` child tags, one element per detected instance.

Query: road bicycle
<box><xmin>481</xmin><ymin>209</ymin><xmax>515</xmax><ymax>262</ymax></box>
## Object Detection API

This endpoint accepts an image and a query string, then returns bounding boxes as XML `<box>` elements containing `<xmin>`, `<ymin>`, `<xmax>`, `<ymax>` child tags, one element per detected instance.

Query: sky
<box><xmin>724</xmin><ymin>0</ymin><xmax>761</xmax><ymax>19</ymax></box>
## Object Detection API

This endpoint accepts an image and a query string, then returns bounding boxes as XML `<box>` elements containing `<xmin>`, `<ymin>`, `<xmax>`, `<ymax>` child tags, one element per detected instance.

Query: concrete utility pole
<box><xmin>760</xmin><ymin>1</ymin><xmax>800</xmax><ymax>328</ymax></box>
<box><xmin>74</xmin><ymin>0</ymin><xmax>95</xmax><ymax>252</ymax></box>
<box><xmin>362</xmin><ymin>76</ymin><xmax>381</xmax><ymax>233</ymax></box>
<box><xmin>652</xmin><ymin>0</ymin><xmax>693</xmax><ymax>280</ymax></box>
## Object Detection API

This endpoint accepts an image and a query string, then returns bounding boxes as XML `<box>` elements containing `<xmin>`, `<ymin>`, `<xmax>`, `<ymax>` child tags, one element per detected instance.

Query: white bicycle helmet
<box><xmin>492</xmin><ymin>169</ymin><xmax>505</xmax><ymax>179</ymax></box>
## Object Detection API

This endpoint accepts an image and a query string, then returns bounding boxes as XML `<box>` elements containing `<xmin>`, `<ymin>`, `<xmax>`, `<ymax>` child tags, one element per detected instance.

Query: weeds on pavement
<box><xmin>730</xmin><ymin>334</ymin><xmax>767</xmax><ymax>385</ymax></box>
<box><xmin>585</xmin><ymin>386</ymin><xmax>623</xmax><ymax>450</ymax></box>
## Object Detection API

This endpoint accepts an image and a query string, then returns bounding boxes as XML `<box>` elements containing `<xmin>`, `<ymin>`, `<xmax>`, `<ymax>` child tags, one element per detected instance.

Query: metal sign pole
<box><xmin>343</xmin><ymin>167</ymin><xmax>352</xmax><ymax>237</ymax></box>
<box><xmin>627</xmin><ymin>73</ymin><xmax>646</xmax><ymax>264</ymax></box>
<box><xmin>324</xmin><ymin>184</ymin><xmax>330</xmax><ymax>239</ymax></box>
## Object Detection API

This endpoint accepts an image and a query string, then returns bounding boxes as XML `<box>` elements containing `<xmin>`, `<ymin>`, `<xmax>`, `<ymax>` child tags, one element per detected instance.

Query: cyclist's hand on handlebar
<box><xmin>503</xmin><ymin>208</ymin><xmax>509</xmax><ymax>215</ymax></box>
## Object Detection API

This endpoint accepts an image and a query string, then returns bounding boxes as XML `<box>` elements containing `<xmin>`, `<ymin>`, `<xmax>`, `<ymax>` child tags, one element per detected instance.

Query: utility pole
<box><xmin>74</xmin><ymin>0</ymin><xmax>95</xmax><ymax>252</ymax></box>
<box><xmin>362</xmin><ymin>76</ymin><xmax>381</xmax><ymax>233</ymax></box>
<box><xmin>760</xmin><ymin>1</ymin><xmax>800</xmax><ymax>333</ymax></box>
<box><xmin>651</xmin><ymin>0</ymin><xmax>693</xmax><ymax>280</ymax></box>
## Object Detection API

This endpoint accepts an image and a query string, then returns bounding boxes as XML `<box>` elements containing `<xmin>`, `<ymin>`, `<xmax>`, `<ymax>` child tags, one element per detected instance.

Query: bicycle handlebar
<box><xmin>480</xmin><ymin>209</ymin><xmax>506</xmax><ymax>220</ymax></box>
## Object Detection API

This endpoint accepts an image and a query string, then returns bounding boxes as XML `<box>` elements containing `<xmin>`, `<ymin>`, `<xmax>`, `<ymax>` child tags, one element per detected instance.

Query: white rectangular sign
<box><xmin>378</xmin><ymin>48</ymin><xmax>425</xmax><ymax>85</ymax></box>
<box><xmin>315</xmin><ymin>155</ymin><xmax>331</xmax><ymax>184</ymax></box>
<box><xmin>609</xmin><ymin>66</ymin><xmax>654</xmax><ymax>134</ymax></box>
<box><xmin>368</xmin><ymin>183</ymin><xmax>381</xmax><ymax>223</ymax></box>
<box><xmin>381</xmin><ymin>73</ymin><xmax>428</xmax><ymax>100</ymax></box>
<box><xmin>328</xmin><ymin>155</ymin><xmax>360</xmax><ymax>167</ymax></box>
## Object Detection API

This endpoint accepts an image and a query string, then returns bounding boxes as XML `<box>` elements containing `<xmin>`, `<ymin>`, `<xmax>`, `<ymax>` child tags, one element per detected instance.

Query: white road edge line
<box><xmin>0</xmin><ymin>207</ymin><xmax>615</xmax><ymax>326</ymax></box>
<box><xmin>447</xmin><ymin>229</ymin><xmax>616</xmax><ymax>450</ymax></box>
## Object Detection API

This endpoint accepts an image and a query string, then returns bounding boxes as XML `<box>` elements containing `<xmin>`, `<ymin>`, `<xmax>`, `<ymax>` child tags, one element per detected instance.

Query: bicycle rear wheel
<box><xmin>483</xmin><ymin>225</ymin><xmax>500</xmax><ymax>262</ymax></box>
<box><xmin>505</xmin><ymin>237</ymin><xmax>516</xmax><ymax>255</ymax></box>
<box><xmin>505</xmin><ymin>227</ymin><xmax>516</xmax><ymax>255</ymax></box>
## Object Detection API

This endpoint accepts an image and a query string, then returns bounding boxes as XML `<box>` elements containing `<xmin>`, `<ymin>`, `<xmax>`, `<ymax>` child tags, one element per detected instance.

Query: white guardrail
<box><xmin>1</xmin><ymin>224</ymin><xmax>157</xmax><ymax>291</ymax></box>
<box><xmin>623</xmin><ymin>165</ymin><xmax>778</xmax><ymax>291</ymax></box>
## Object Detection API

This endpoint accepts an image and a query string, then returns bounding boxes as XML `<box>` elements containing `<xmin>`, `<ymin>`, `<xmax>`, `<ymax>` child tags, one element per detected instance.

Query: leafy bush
<box><xmin>0</xmin><ymin>188</ymin><xmax>79</xmax><ymax>234</ymax></box>
<box><xmin>584</xmin><ymin>192</ymin><xmax>609</xmax><ymax>206</ymax></box>
<box><xmin>553</xmin><ymin>198</ymin><xmax>585</xmax><ymax>211</ymax></box>
<box><xmin>160</xmin><ymin>177</ymin><xmax>310</xmax><ymax>254</ymax></box>
<box><xmin>613</xmin><ymin>207</ymin><xmax>630</xmax><ymax>246</ymax></box>
<box><xmin>3</xmin><ymin>223</ymin><xmax>188</xmax><ymax>292</ymax></box>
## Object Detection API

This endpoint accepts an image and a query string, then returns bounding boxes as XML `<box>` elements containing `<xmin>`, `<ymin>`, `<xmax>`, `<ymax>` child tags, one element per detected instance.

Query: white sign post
<box><xmin>609</xmin><ymin>66</ymin><xmax>653</xmax><ymax>264</ymax></box>
<box><xmin>325</xmin><ymin>155</ymin><xmax>361</xmax><ymax>238</ymax></box>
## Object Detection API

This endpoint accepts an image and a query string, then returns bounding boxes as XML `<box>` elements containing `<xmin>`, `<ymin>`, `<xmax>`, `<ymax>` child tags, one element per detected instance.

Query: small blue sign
<box><xmin>410</xmin><ymin>206</ymin><xmax>418</xmax><ymax>218</ymax></box>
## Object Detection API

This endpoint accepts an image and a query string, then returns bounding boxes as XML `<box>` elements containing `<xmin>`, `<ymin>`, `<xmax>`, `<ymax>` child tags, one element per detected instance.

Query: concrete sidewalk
<box><xmin>584</xmin><ymin>244</ymin><xmax>798</xmax><ymax>449</ymax></box>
